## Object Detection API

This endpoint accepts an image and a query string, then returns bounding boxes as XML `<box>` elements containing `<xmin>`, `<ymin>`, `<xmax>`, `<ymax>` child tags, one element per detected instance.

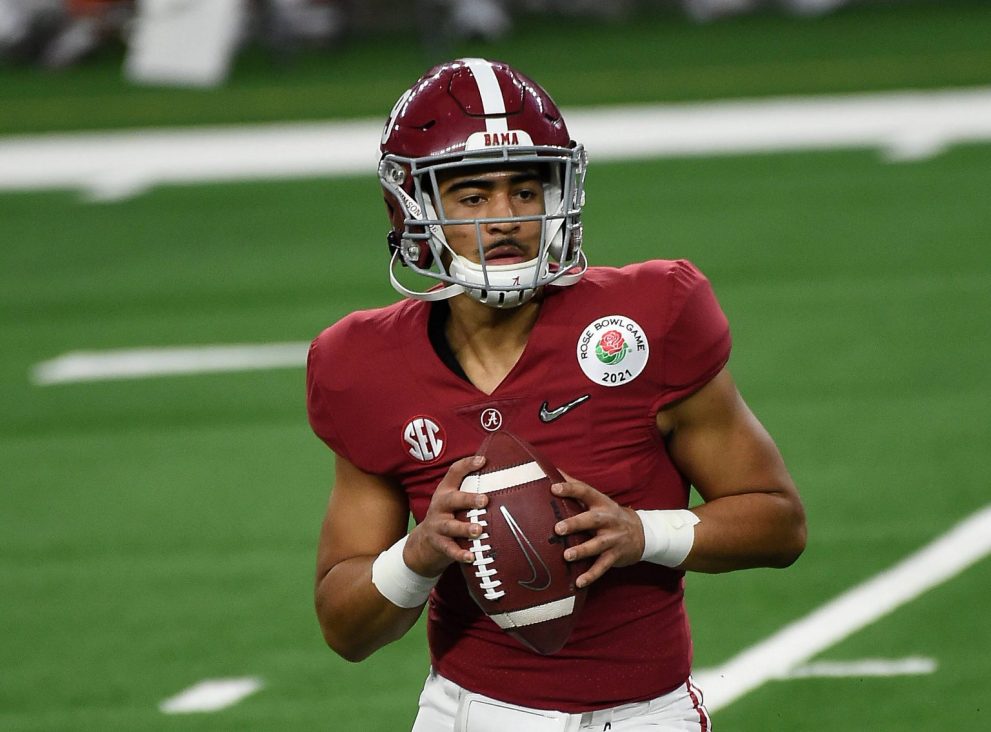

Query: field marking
<box><xmin>694</xmin><ymin>503</ymin><xmax>991</xmax><ymax>712</ymax></box>
<box><xmin>159</xmin><ymin>677</ymin><xmax>263</xmax><ymax>714</ymax></box>
<box><xmin>1</xmin><ymin>87</ymin><xmax>990</xmax><ymax>200</ymax></box>
<box><xmin>782</xmin><ymin>656</ymin><xmax>937</xmax><ymax>680</ymax></box>
<box><xmin>31</xmin><ymin>342</ymin><xmax>309</xmax><ymax>385</ymax></box>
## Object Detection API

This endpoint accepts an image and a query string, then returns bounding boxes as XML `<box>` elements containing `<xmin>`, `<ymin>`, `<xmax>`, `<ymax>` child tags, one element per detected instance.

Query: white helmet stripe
<box><xmin>462</xmin><ymin>58</ymin><xmax>508</xmax><ymax>134</ymax></box>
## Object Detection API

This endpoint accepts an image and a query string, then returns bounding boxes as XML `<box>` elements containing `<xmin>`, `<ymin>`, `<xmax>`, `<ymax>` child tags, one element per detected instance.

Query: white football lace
<box><xmin>465</xmin><ymin>507</ymin><xmax>505</xmax><ymax>600</ymax></box>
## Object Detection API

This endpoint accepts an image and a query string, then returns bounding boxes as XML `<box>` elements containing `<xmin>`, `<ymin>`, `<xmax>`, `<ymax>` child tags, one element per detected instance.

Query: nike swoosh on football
<box><xmin>500</xmin><ymin>505</ymin><xmax>552</xmax><ymax>591</ymax></box>
<box><xmin>538</xmin><ymin>394</ymin><xmax>591</xmax><ymax>423</ymax></box>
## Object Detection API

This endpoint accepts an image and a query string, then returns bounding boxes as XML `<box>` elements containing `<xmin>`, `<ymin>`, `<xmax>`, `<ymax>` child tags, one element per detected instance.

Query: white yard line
<box><xmin>159</xmin><ymin>677</ymin><xmax>263</xmax><ymax>714</ymax></box>
<box><xmin>694</xmin><ymin>504</ymin><xmax>991</xmax><ymax>712</ymax></box>
<box><xmin>1</xmin><ymin>87</ymin><xmax>991</xmax><ymax>200</ymax></box>
<box><xmin>782</xmin><ymin>656</ymin><xmax>937</xmax><ymax>679</ymax></box>
<box><xmin>31</xmin><ymin>342</ymin><xmax>309</xmax><ymax>385</ymax></box>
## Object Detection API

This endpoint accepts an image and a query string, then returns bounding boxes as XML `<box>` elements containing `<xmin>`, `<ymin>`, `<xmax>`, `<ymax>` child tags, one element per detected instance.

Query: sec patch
<box><xmin>403</xmin><ymin>416</ymin><xmax>446</xmax><ymax>462</ymax></box>
<box><xmin>576</xmin><ymin>315</ymin><xmax>649</xmax><ymax>387</ymax></box>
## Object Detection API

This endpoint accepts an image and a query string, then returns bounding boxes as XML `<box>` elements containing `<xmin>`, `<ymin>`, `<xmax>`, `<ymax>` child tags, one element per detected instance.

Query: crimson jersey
<box><xmin>307</xmin><ymin>259</ymin><xmax>731</xmax><ymax>712</ymax></box>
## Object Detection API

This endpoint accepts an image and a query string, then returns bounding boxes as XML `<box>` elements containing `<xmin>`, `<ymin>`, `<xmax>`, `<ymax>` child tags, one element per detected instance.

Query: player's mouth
<box><xmin>483</xmin><ymin>241</ymin><xmax>529</xmax><ymax>265</ymax></box>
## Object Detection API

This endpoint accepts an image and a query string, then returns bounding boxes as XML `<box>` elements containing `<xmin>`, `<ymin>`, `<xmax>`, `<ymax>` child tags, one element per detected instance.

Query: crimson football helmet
<box><xmin>379</xmin><ymin>58</ymin><xmax>588</xmax><ymax>308</ymax></box>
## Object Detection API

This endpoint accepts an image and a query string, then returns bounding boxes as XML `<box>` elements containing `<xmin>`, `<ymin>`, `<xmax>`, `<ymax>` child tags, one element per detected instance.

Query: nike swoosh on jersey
<box><xmin>538</xmin><ymin>394</ymin><xmax>591</xmax><ymax>423</ymax></box>
<box><xmin>500</xmin><ymin>505</ymin><xmax>552</xmax><ymax>591</ymax></box>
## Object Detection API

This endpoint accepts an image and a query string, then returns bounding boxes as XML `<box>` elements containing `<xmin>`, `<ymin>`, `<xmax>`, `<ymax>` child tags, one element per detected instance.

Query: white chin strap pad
<box><xmin>449</xmin><ymin>255</ymin><xmax>544</xmax><ymax>309</ymax></box>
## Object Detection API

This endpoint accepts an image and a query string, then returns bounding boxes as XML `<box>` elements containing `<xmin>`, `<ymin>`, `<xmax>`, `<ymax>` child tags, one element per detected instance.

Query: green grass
<box><xmin>1</xmin><ymin>0</ymin><xmax>990</xmax><ymax>134</ymax></box>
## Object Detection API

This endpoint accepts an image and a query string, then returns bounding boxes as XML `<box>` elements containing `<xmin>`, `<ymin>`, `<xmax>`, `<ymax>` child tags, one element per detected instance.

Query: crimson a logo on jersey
<box><xmin>403</xmin><ymin>416</ymin><xmax>446</xmax><ymax>463</ymax></box>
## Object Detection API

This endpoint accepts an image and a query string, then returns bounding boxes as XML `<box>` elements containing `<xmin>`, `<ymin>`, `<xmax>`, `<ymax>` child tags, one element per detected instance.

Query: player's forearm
<box><xmin>682</xmin><ymin>490</ymin><xmax>806</xmax><ymax>573</ymax></box>
<box><xmin>314</xmin><ymin>556</ymin><xmax>425</xmax><ymax>662</ymax></box>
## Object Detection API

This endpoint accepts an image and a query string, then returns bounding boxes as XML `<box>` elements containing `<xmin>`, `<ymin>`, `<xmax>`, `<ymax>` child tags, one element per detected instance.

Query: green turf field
<box><xmin>2</xmin><ymin>1</ymin><xmax>991</xmax><ymax>730</ymax></box>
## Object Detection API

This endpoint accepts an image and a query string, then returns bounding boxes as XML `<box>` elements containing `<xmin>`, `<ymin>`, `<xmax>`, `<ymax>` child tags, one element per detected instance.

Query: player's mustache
<box><xmin>483</xmin><ymin>238</ymin><xmax>525</xmax><ymax>254</ymax></box>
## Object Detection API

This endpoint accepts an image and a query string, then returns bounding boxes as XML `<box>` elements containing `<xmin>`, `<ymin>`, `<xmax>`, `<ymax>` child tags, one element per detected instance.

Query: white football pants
<box><xmin>411</xmin><ymin>668</ymin><xmax>712</xmax><ymax>732</ymax></box>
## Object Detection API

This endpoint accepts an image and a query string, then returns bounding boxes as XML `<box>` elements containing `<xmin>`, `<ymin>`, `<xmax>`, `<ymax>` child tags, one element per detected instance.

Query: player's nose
<box><xmin>485</xmin><ymin>191</ymin><xmax>520</xmax><ymax>230</ymax></box>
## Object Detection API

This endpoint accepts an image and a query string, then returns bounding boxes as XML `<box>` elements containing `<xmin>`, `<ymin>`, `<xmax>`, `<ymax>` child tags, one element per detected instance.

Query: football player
<box><xmin>307</xmin><ymin>58</ymin><xmax>806</xmax><ymax>731</ymax></box>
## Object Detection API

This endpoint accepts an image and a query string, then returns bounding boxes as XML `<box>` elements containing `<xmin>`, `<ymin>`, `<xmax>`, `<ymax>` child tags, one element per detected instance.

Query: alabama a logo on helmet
<box><xmin>576</xmin><ymin>315</ymin><xmax>649</xmax><ymax>387</ymax></box>
<box><xmin>403</xmin><ymin>416</ymin><xmax>446</xmax><ymax>462</ymax></box>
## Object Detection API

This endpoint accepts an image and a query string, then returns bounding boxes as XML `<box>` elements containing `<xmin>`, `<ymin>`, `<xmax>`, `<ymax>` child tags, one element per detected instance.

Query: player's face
<box><xmin>435</xmin><ymin>166</ymin><xmax>545</xmax><ymax>265</ymax></box>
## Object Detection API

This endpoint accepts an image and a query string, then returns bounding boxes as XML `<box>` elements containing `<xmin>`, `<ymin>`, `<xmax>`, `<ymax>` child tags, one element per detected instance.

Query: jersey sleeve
<box><xmin>306</xmin><ymin>323</ymin><xmax>353</xmax><ymax>461</ymax></box>
<box><xmin>653</xmin><ymin>260</ymin><xmax>732</xmax><ymax>409</ymax></box>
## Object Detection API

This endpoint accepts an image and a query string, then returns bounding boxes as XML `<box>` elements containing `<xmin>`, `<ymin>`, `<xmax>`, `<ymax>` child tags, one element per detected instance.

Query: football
<box><xmin>456</xmin><ymin>430</ymin><xmax>591</xmax><ymax>655</ymax></box>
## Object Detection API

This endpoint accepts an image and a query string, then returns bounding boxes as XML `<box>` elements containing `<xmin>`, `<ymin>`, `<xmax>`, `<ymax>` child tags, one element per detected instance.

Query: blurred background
<box><xmin>0</xmin><ymin>0</ymin><xmax>882</xmax><ymax>80</ymax></box>
<box><xmin>2</xmin><ymin>0</ymin><xmax>990</xmax><ymax>730</ymax></box>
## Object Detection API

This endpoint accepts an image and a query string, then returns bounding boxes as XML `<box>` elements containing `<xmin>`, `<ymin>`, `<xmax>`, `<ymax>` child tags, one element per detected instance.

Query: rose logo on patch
<box><xmin>576</xmin><ymin>315</ymin><xmax>650</xmax><ymax>387</ymax></box>
<box><xmin>595</xmin><ymin>330</ymin><xmax>628</xmax><ymax>365</ymax></box>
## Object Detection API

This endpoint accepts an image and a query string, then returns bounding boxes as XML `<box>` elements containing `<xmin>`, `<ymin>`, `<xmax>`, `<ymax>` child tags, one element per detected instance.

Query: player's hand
<box><xmin>551</xmin><ymin>472</ymin><xmax>645</xmax><ymax>588</ymax></box>
<box><xmin>403</xmin><ymin>455</ymin><xmax>489</xmax><ymax>578</ymax></box>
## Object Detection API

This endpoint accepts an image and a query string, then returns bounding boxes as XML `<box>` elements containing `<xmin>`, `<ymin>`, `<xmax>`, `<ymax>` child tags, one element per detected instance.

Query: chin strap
<box><xmin>389</xmin><ymin>249</ymin><xmax>588</xmax><ymax>306</ymax></box>
<box><xmin>389</xmin><ymin>250</ymin><xmax>465</xmax><ymax>301</ymax></box>
<box><xmin>549</xmin><ymin>251</ymin><xmax>588</xmax><ymax>287</ymax></box>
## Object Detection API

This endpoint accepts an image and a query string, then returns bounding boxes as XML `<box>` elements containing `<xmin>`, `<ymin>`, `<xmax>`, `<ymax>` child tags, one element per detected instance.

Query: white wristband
<box><xmin>371</xmin><ymin>535</ymin><xmax>441</xmax><ymax>609</ymax></box>
<box><xmin>636</xmin><ymin>509</ymin><xmax>700</xmax><ymax>568</ymax></box>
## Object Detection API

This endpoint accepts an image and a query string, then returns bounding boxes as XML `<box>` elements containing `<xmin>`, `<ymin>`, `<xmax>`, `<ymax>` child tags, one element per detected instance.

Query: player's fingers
<box><xmin>574</xmin><ymin>551</ymin><xmax>618</xmax><ymax>588</ymax></box>
<box><xmin>551</xmin><ymin>477</ymin><xmax>590</xmax><ymax>500</ymax></box>
<box><xmin>552</xmin><ymin>478</ymin><xmax>611</xmax><ymax>510</ymax></box>
<box><xmin>570</xmin><ymin>517</ymin><xmax>643</xmax><ymax>566</ymax></box>
<box><xmin>406</xmin><ymin>526</ymin><xmax>471</xmax><ymax>575</ymax></box>
<box><xmin>562</xmin><ymin>529</ymin><xmax>615</xmax><ymax>562</ymax></box>
<box><xmin>429</xmin><ymin>534</ymin><xmax>476</xmax><ymax>565</ymax></box>
<box><xmin>432</xmin><ymin>486</ymin><xmax>488</xmax><ymax>515</ymax></box>
<box><xmin>437</xmin><ymin>455</ymin><xmax>486</xmax><ymax>491</ymax></box>
<box><xmin>434</xmin><ymin>516</ymin><xmax>484</xmax><ymax>540</ymax></box>
<box><xmin>553</xmin><ymin>507</ymin><xmax>610</xmax><ymax>537</ymax></box>
<box><xmin>419</xmin><ymin>524</ymin><xmax>477</xmax><ymax>562</ymax></box>
<box><xmin>427</xmin><ymin>456</ymin><xmax>488</xmax><ymax>518</ymax></box>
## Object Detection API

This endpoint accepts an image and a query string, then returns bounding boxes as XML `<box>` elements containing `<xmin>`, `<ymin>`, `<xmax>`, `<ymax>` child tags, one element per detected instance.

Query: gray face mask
<box><xmin>380</xmin><ymin>149</ymin><xmax>588</xmax><ymax>308</ymax></box>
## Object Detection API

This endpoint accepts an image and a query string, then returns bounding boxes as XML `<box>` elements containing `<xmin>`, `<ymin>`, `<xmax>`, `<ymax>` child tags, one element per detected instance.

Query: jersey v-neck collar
<box><xmin>423</xmin><ymin>290</ymin><xmax>563</xmax><ymax>395</ymax></box>
<box><xmin>427</xmin><ymin>300</ymin><xmax>470</xmax><ymax>383</ymax></box>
